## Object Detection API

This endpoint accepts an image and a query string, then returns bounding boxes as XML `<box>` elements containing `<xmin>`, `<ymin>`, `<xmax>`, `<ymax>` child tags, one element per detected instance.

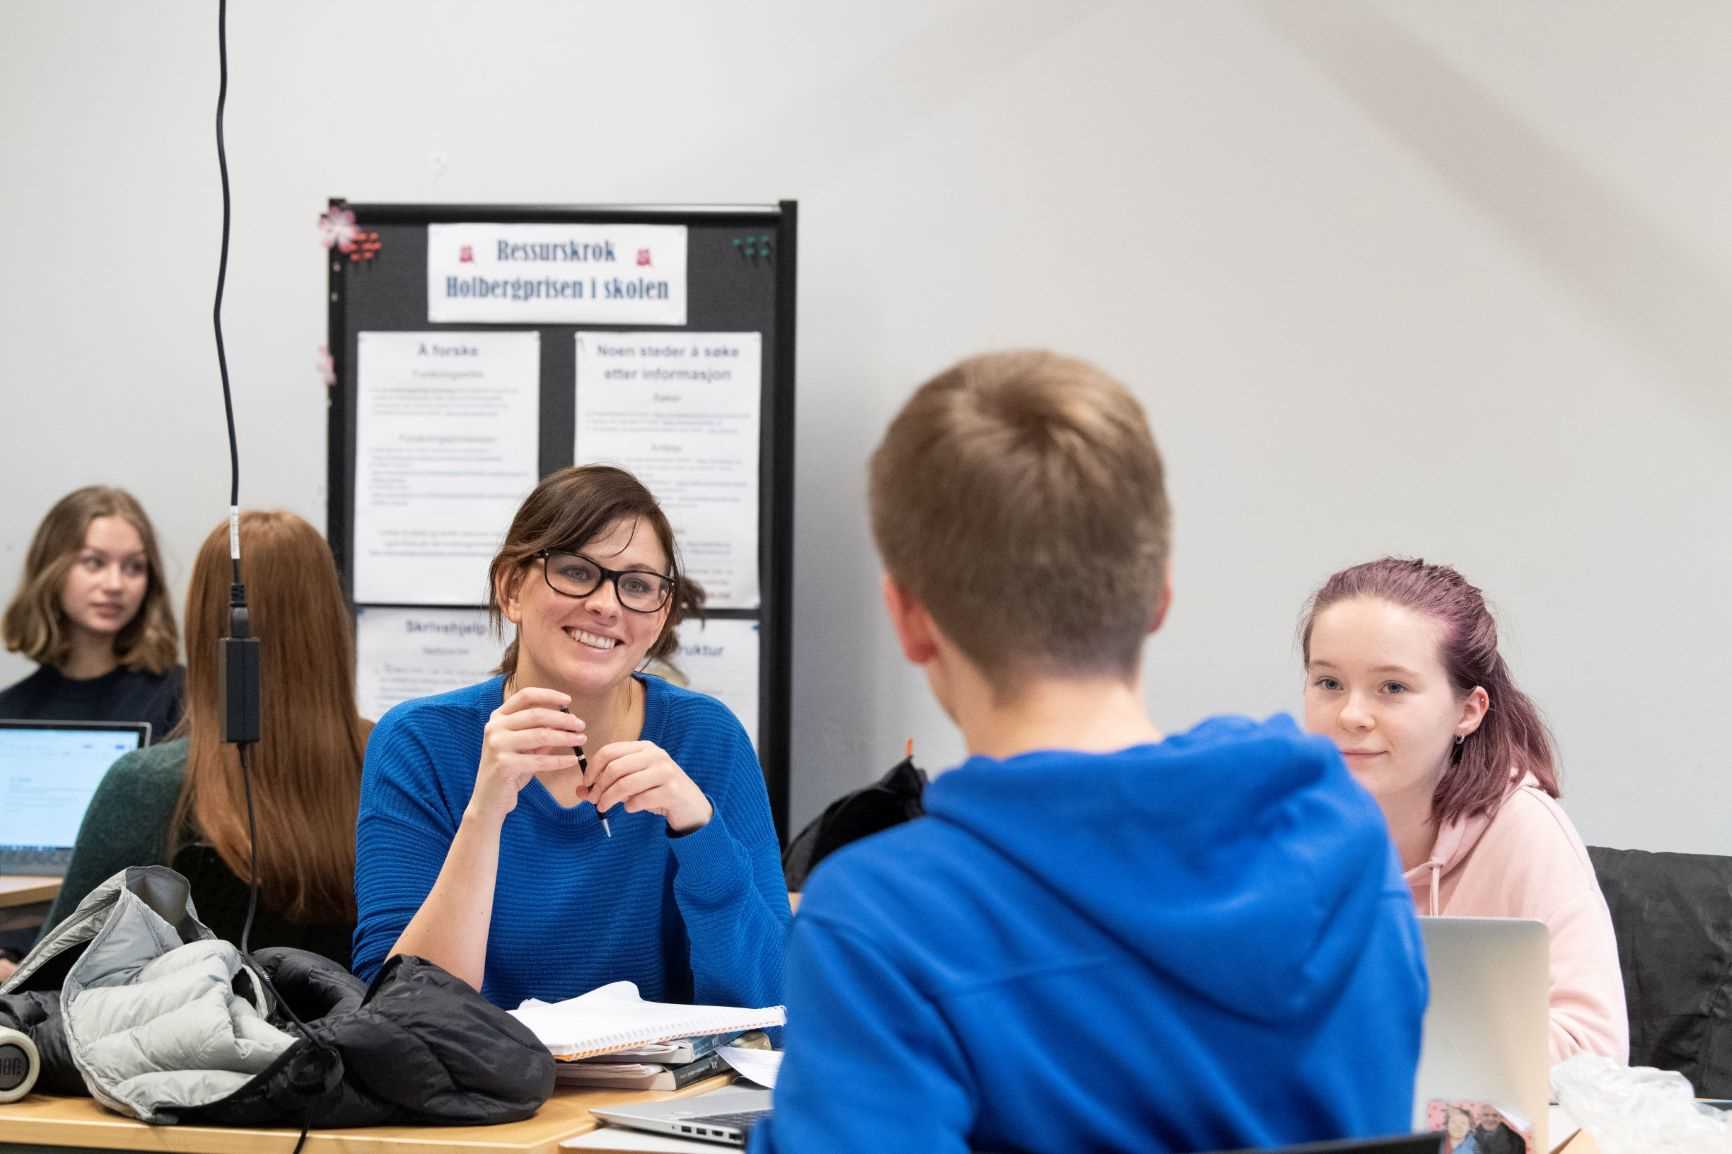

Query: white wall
<box><xmin>3</xmin><ymin>1</ymin><xmax>1728</xmax><ymax>852</ymax></box>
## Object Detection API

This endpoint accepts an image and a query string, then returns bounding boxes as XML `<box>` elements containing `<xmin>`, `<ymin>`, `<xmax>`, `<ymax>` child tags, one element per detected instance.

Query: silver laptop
<box><xmin>592</xmin><ymin>1085</ymin><xmax>772</xmax><ymax>1147</ymax></box>
<box><xmin>1415</xmin><ymin>917</ymin><xmax>1550</xmax><ymax>1151</ymax></box>
<box><xmin>0</xmin><ymin>720</ymin><xmax>149</xmax><ymax>875</ymax></box>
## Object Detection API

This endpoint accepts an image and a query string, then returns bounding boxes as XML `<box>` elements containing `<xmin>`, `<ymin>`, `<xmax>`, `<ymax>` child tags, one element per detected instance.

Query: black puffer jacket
<box><xmin>1</xmin><ymin>945</ymin><xmax>554</xmax><ymax>1128</ymax></box>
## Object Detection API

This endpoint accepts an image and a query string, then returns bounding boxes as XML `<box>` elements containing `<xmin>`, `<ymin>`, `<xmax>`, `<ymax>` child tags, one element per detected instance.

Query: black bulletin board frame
<box><xmin>325</xmin><ymin>201</ymin><xmax>797</xmax><ymax>843</ymax></box>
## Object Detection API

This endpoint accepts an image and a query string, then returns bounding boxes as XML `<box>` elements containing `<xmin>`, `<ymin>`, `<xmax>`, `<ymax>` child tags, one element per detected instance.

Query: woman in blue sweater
<box><xmin>352</xmin><ymin>466</ymin><xmax>789</xmax><ymax>1010</ymax></box>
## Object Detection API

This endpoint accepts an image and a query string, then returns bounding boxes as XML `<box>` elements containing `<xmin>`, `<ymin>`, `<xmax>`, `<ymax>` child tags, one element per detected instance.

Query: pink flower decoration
<box><xmin>316</xmin><ymin>345</ymin><xmax>336</xmax><ymax>388</ymax></box>
<box><xmin>319</xmin><ymin>206</ymin><xmax>360</xmax><ymax>253</ymax></box>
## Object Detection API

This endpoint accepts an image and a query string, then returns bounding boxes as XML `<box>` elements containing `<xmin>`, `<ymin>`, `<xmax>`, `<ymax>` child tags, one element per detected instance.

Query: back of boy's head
<box><xmin>868</xmin><ymin>350</ymin><xmax>1171</xmax><ymax>694</ymax></box>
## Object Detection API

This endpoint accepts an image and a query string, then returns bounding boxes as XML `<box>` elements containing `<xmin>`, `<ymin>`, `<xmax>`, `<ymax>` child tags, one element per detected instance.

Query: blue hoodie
<box><xmin>753</xmin><ymin>715</ymin><xmax>1427</xmax><ymax>1154</ymax></box>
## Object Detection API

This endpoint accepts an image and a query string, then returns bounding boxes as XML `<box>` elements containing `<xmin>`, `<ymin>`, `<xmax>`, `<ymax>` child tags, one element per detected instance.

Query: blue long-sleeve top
<box><xmin>352</xmin><ymin>674</ymin><xmax>789</xmax><ymax>1010</ymax></box>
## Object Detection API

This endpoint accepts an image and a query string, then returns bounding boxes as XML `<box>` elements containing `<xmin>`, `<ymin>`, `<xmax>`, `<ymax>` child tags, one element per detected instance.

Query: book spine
<box><xmin>668</xmin><ymin>1051</ymin><xmax>728</xmax><ymax>1089</ymax></box>
<box><xmin>561</xmin><ymin>1013</ymin><xmax>787</xmax><ymax>1060</ymax></box>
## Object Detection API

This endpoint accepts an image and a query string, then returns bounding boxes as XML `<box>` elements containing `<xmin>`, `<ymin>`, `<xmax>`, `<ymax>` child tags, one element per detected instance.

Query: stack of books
<box><xmin>508</xmin><ymin>980</ymin><xmax>786</xmax><ymax>1092</ymax></box>
<box><xmin>554</xmin><ymin>1030</ymin><xmax>771</xmax><ymax>1090</ymax></box>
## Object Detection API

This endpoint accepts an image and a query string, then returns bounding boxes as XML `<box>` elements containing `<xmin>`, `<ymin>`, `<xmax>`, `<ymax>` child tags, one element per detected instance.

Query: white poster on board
<box><xmin>667</xmin><ymin>617</ymin><xmax>760</xmax><ymax>752</ymax></box>
<box><xmin>355</xmin><ymin>607</ymin><xmax>510</xmax><ymax>720</ymax></box>
<box><xmin>574</xmin><ymin>331</ymin><xmax>761</xmax><ymax>609</ymax></box>
<box><xmin>353</xmin><ymin>331</ymin><xmax>540</xmax><ymax>605</ymax></box>
<box><xmin>428</xmin><ymin>223</ymin><xmax>687</xmax><ymax>325</ymax></box>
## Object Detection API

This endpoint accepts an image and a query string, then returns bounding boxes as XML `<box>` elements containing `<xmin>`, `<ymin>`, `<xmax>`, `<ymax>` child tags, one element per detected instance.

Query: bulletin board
<box><xmin>325</xmin><ymin>201</ymin><xmax>797</xmax><ymax>842</ymax></box>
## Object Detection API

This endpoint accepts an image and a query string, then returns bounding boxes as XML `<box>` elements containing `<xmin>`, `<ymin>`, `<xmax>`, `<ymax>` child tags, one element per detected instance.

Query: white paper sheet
<box><xmin>510</xmin><ymin>981</ymin><xmax>785</xmax><ymax>1060</ymax></box>
<box><xmin>355</xmin><ymin>607</ymin><xmax>509</xmax><ymax>720</ymax></box>
<box><xmin>353</xmin><ymin>331</ymin><xmax>540</xmax><ymax>605</ymax></box>
<box><xmin>717</xmin><ymin>1046</ymin><xmax>781</xmax><ymax>1088</ymax></box>
<box><xmin>574</xmin><ymin>331</ymin><xmax>761</xmax><ymax>609</ymax></box>
<box><xmin>666</xmin><ymin>618</ymin><xmax>760</xmax><ymax>751</ymax></box>
<box><xmin>429</xmin><ymin>223</ymin><xmax>687</xmax><ymax>325</ymax></box>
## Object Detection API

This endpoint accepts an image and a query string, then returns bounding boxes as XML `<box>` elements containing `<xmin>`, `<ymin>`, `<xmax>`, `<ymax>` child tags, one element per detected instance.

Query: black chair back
<box><xmin>169</xmin><ymin>842</ymin><xmax>355</xmax><ymax>969</ymax></box>
<box><xmin>1588</xmin><ymin>844</ymin><xmax>1732</xmax><ymax>1096</ymax></box>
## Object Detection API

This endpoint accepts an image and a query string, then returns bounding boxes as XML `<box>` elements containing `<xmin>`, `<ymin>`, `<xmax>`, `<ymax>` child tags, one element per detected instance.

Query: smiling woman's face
<box><xmin>501</xmin><ymin>515</ymin><xmax>671</xmax><ymax>696</ymax></box>
<box><xmin>1303</xmin><ymin>596</ymin><xmax>1481</xmax><ymax>806</ymax></box>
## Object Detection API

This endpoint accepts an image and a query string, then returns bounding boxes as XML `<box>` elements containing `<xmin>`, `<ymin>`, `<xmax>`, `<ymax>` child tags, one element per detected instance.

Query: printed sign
<box><xmin>428</xmin><ymin>223</ymin><xmax>687</xmax><ymax>325</ymax></box>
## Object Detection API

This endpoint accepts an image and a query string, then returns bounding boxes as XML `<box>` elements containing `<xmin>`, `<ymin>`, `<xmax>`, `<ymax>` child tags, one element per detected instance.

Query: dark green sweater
<box><xmin>41</xmin><ymin>738</ymin><xmax>354</xmax><ymax>966</ymax></box>
<box><xmin>44</xmin><ymin>739</ymin><xmax>186</xmax><ymax>930</ymax></box>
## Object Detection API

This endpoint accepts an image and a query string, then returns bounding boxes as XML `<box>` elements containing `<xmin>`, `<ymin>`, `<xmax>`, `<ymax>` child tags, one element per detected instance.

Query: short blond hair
<box><xmin>868</xmin><ymin>351</ymin><xmax>1171</xmax><ymax>695</ymax></box>
<box><xmin>2</xmin><ymin>486</ymin><xmax>178</xmax><ymax>674</ymax></box>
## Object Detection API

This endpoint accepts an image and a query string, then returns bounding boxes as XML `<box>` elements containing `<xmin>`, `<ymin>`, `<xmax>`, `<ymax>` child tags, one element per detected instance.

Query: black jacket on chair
<box><xmin>1588</xmin><ymin>845</ymin><xmax>1732</xmax><ymax>1096</ymax></box>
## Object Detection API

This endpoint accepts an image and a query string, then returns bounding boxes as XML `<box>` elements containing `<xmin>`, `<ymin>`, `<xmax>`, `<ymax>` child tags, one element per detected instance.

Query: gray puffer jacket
<box><xmin>0</xmin><ymin>866</ymin><xmax>553</xmax><ymax>1128</ymax></box>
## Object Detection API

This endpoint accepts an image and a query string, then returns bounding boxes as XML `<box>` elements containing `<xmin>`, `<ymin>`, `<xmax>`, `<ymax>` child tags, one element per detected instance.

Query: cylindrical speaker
<box><xmin>0</xmin><ymin>1027</ymin><xmax>39</xmax><ymax>1103</ymax></box>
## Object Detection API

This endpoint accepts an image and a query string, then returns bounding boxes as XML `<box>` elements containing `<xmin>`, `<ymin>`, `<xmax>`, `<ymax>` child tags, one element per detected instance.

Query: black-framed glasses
<box><xmin>537</xmin><ymin>550</ymin><xmax>674</xmax><ymax>613</ymax></box>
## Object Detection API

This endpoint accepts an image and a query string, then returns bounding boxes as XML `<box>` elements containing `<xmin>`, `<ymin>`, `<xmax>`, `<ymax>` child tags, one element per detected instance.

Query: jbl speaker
<box><xmin>0</xmin><ymin>1027</ymin><xmax>39</xmax><ymax>1103</ymax></box>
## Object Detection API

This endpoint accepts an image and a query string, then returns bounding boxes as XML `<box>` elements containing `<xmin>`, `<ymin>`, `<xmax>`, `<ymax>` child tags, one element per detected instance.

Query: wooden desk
<box><xmin>0</xmin><ymin>1085</ymin><xmax>1614</xmax><ymax>1154</ymax></box>
<box><xmin>0</xmin><ymin>1075</ymin><xmax>733</xmax><ymax>1154</ymax></box>
<box><xmin>0</xmin><ymin>876</ymin><xmax>59</xmax><ymax>908</ymax></box>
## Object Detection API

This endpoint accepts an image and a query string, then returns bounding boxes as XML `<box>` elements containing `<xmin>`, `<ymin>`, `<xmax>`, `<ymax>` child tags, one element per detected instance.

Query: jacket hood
<box><xmin>1405</xmin><ymin>768</ymin><xmax>1533</xmax><ymax>916</ymax></box>
<box><xmin>921</xmin><ymin>714</ymin><xmax>1399</xmax><ymax>1024</ymax></box>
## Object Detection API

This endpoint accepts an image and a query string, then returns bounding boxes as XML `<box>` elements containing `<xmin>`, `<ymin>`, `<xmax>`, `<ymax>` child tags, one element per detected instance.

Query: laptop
<box><xmin>1414</xmin><ymin>916</ymin><xmax>1550</xmax><ymax>1152</ymax></box>
<box><xmin>0</xmin><ymin>719</ymin><xmax>149</xmax><ymax>875</ymax></box>
<box><xmin>591</xmin><ymin>1085</ymin><xmax>772</xmax><ymax>1147</ymax></box>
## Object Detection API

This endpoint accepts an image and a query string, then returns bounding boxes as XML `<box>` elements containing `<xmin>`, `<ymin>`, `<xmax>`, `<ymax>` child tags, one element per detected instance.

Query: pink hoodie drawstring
<box><xmin>1428</xmin><ymin>863</ymin><xmax>1441</xmax><ymax>917</ymax></box>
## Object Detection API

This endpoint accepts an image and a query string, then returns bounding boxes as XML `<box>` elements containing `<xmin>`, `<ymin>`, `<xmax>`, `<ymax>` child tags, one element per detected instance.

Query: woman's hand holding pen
<box><xmin>584</xmin><ymin>741</ymin><xmax>713</xmax><ymax>834</ymax></box>
<box><xmin>467</xmin><ymin>686</ymin><xmax>585</xmax><ymax>825</ymax></box>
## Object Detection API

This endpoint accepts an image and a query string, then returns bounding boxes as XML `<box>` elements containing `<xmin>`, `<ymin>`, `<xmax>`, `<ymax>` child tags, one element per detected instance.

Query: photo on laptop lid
<box><xmin>1415</xmin><ymin>917</ymin><xmax>1550</xmax><ymax>1153</ymax></box>
<box><xmin>0</xmin><ymin>720</ymin><xmax>149</xmax><ymax>875</ymax></box>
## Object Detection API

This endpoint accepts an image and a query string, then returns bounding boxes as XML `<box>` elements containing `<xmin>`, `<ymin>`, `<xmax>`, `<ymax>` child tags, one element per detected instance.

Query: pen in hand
<box><xmin>564</xmin><ymin>705</ymin><xmax>611</xmax><ymax>838</ymax></box>
<box><xmin>579</xmin><ymin>745</ymin><xmax>611</xmax><ymax>838</ymax></box>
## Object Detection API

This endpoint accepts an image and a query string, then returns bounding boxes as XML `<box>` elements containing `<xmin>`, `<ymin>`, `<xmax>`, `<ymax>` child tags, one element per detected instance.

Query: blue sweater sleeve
<box><xmin>666</xmin><ymin>707</ymin><xmax>791</xmax><ymax>1008</ymax></box>
<box><xmin>752</xmin><ymin>902</ymin><xmax>975</xmax><ymax>1154</ymax></box>
<box><xmin>351</xmin><ymin>704</ymin><xmax>464</xmax><ymax>982</ymax></box>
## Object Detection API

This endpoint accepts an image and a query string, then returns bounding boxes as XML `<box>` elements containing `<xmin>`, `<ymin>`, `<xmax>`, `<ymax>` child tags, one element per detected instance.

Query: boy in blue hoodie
<box><xmin>752</xmin><ymin>351</ymin><xmax>1428</xmax><ymax>1154</ymax></box>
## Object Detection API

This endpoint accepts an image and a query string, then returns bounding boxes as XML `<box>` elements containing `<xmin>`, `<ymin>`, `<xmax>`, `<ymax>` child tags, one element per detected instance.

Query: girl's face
<box><xmin>1303</xmin><ymin>596</ymin><xmax>1486</xmax><ymax>809</ymax></box>
<box><xmin>503</xmin><ymin>516</ymin><xmax>672</xmax><ymax>697</ymax></box>
<box><xmin>59</xmin><ymin>516</ymin><xmax>149</xmax><ymax>645</ymax></box>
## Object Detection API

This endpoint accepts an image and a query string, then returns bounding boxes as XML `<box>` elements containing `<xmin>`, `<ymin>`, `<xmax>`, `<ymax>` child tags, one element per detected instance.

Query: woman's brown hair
<box><xmin>488</xmin><ymin>466</ymin><xmax>705</xmax><ymax>676</ymax></box>
<box><xmin>169</xmin><ymin>511</ymin><xmax>371</xmax><ymax>922</ymax></box>
<box><xmin>2</xmin><ymin>486</ymin><xmax>179</xmax><ymax>674</ymax></box>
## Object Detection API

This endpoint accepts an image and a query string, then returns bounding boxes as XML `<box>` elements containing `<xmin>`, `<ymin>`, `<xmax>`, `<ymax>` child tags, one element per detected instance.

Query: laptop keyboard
<box><xmin>684</xmin><ymin>1108</ymin><xmax>771</xmax><ymax>1133</ymax></box>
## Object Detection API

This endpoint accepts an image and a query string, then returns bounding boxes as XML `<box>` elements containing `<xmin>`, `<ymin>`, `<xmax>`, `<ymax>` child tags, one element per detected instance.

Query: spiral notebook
<box><xmin>510</xmin><ymin>981</ymin><xmax>786</xmax><ymax>1060</ymax></box>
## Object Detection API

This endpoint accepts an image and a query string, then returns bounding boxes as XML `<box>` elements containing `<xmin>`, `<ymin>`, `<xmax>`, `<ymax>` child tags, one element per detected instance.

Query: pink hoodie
<box><xmin>1409</xmin><ymin>773</ymin><xmax>1628</xmax><ymax>1065</ymax></box>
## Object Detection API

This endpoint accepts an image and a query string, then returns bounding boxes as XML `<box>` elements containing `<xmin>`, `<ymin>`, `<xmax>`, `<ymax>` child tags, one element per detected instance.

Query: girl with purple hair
<box><xmin>1300</xmin><ymin>557</ymin><xmax>1626</xmax><ymax>1063</ymax></box>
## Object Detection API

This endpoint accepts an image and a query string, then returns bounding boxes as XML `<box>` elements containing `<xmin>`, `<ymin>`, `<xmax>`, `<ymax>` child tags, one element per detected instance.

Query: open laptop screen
<box><xmin>0</xmin><ymin>720</ymin><xmax>149</xmax><ymax>873</ymax></box>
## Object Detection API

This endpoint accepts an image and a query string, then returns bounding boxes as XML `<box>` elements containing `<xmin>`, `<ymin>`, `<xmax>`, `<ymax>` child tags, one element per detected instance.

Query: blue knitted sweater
<box><xmin>352</xmin><ymin>674</ymin><xmax>789</xmax><ymax>1010</ymax></box>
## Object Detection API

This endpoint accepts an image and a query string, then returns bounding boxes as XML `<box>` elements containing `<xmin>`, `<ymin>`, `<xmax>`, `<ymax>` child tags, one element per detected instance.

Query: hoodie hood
<box><xmin>921</xmin><ymin>713</ymin><xmax>1402</xmax><ymax>1025</ymax></box>
<box><xmin>1405</xmin><ymin>768</ymin><xmax>1533</xmax><ymax>916</ymax></box>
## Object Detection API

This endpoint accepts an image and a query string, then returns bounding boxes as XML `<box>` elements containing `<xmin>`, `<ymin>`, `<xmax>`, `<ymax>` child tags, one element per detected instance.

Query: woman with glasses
<box><xmin>351</xmin><ymin>466</ymin><xmax>789</xmax><ymax>1011</ymax></box>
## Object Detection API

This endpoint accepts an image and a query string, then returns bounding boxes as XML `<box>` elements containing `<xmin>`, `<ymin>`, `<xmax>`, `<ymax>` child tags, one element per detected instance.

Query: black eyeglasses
<box><xmin>537</xmin><ymin>550</ymin><xmax>674</xmax><ymax>613</ymax></box>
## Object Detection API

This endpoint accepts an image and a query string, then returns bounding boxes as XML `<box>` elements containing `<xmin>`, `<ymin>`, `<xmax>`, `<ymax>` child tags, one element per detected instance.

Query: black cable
<box><xmin>214</xmin><ymin>0</ymin><xmax>240</xmax><ymax>568</ymax></box>
<box><xmin>213</xmin><ymin>0</ymin><xmax>261</xmax><ymax>958</ymax></box>
<box><xmin>210</xmin><ymin>9</ymin><xmax>323</xmax><ymax>1149</ymax></box>
<box><xmin>238</xmin><ymin>742</ymin><xmax>259</xmax><ymax>957</ymax></box>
